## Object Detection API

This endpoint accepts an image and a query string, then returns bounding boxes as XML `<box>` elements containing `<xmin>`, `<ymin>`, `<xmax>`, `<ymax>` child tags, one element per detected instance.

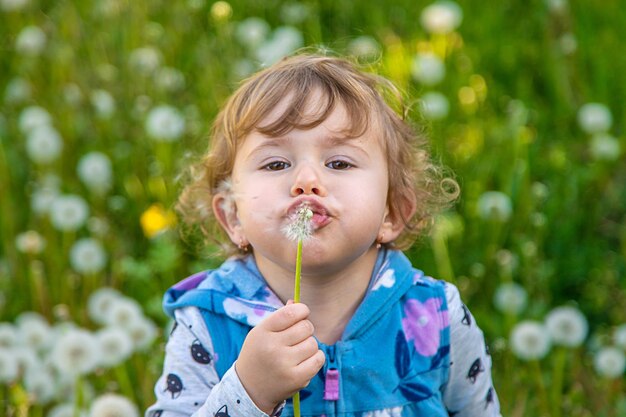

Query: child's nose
<box><xmin>290</xmin><ymin>164</ymin><xmax>326</xmax><ymax>196</ymax></box>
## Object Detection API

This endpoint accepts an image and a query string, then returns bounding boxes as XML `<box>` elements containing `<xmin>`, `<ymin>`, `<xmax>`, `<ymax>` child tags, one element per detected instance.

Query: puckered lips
<box><xmin>286</xmin><ymin>198</ymin><xmax>332</xmax><ymax>230</ymax></box>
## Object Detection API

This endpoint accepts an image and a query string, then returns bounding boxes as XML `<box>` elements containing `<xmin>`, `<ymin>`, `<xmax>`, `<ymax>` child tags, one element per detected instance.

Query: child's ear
<box><xmin>378</xmin><ymin>193</ymin><xmax>417</xmax><ymax>244</ymax></box>
<box><xmin>212</xmin><ymin>192</ymin><xmax>246</xmax><ymax>246</ymax></box>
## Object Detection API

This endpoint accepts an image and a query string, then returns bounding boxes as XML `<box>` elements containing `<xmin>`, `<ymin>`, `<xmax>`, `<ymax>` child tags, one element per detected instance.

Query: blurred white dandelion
<box><xmin>126</xmin><ymin>316</ymin><xmax>158</xmax><ymax>351</ymax></box>
<box><xmin>593</xmin><ymin>346</ymin><xmax>626</xmax><ymax>379</ymax></box>
<box><xmin>48</xmin><ymin>403</ymin><xmax>88</xmax><ymax>417</ymax></box>
<box><xmin>4</xmin><ymin>77</ymin><xmax>32</xmax><ymax>103</ymax></box>
<box><xmin>614</xmin><ymin>324</ymin><xmax>626</xmax><ymax>350</ymax></box>
<box><xmin>420</xmin><ymin>91</ymin><xmax>450</xmax><ymax>120</ymax></box>
<box><xmin>25</xmin><ymin>124</ymin><xmax>64</xmax><ymax>164</ymax></box>
<box><xmin>63</xmin><ymin>83</ymin><xmax>83</xmax><ymax>106</ymax></box>
<box><xmin>0</xmin><ymin>323</ymin><xmax>17</xmax><ymax>348</ymax></box>
<box><xmin>420</xmin><ymin>1</ymin><xmax>463</xmax><ymax>35</ymax></box>
<box><xmin>14</xmin><ymin>347</ymin><xmax>40</xmax><ymax>376</ymax></box>
<box><xmin>105</xmin><ymin>297</ymin><xmax>144</xmax><ymax>329</ymax></box>
<box><xmin>531</xmin><ymin>181</ymin><xmax>549</xmax><ymax>202</ymax></box>
<box><xmin>15</xmin><ymin>230</ymin><xmax>46</xmax><ymax>255</ymax></box>
<box><xmin>477</xmin><ymin>191</ymin><xmax>513</xmax><ymax>222</ymax></box>
<box><xmin>18</xmin><ymin>105</ymin><xmax>52</xmax><ymax>134</ymax></box>
<box><xmin>90</xmin><ymin>393</ymin><xmax>139</xmax><ymax>417</ymax></box>
<box><xmin>24</xmin><ymin>367</ymin><xmax>56</xmax><ymax>404</ymax></box>
<box><xmin>77</xmin><ymin>151</ymin><xmax>113</xmax><ymax>193</ymax></box>
<box><xmin>280</xmin><ymin>2</ymin><xmax>310</xmax><ymax>24</ymax></box>
<box><xmin>145</xmin><ymin>104</ymin><xmax>186</xmax><ymax>142</ymax></box>
<box><xmin>577</xmin><ymin>102</ymin><xmax>613</xmax><ymax>134</ymax></box>
<box><xmin>545</xmin><ymin>305</ymin><xmax>588</xmax><ymax>347</ymax></box>
<box><xmin>95</xmin><ymin>327</ymin><xmax>134</xmax><ymax>367</ymax></box>
<box><xmin>50</xmin><ymin>194</ymin><xmax>89</xmax><ymax>232</ymax></box>
<box><xmin>510</xmin><ymin>320</ymin><xmax>551</xmax><ymax>361</ymax></box>
<box><xmin>70</xmin><ymin>238</ymin><xmax>107</xmax><ymax>274</ymax></box>
<box><xmin>410</xmin><ymin>52</ymin><xmax>446</xmax><ymax>86</ymax></box>
<box><xmin>155</xmin><ymin>67</ymin><xmax>186</xmax><ymax>92</ymax></box>
<box><xmin>589</xmin><ymin>133</ymin><xmax>621</xmax><ymax>161</ymax></box>
<box><xmin>87</xmin><ymin>217</ymin><xmax>110</xmax><ymax>237</ymax></box>
<box><xmin>88</xmin><ymin>287</ymin><xmax>123</xmax><ymax>325</ymax></box>
<box><xmin>129</xmin><ymin>46</ymin><xmax>162</xmax><ymax>75</ymax></box>
<box><xmin>50</xmin><ymin>328</ymin><xmax>99</xmax><ymax>376</ymax></box>
<box><xmin>546</xmin><ymin>0</ymin><xmax>568</xmax><ymax>14</ymax></box>
<box><xmin>90</xmin><ymin>89</ymin><xmax>116</xmax><ymax>119</ymax></box>
<box><xmin>256</xmin><ymin>26</ymin><xmax>304</xmax><ymax>66</ymax></box>
<box><xmin>493</xmin><ymin>282</ymin><xmax>528</xmax><ymax>315</ymax></box>
<box><xmin>1</xmin><ymin>0</ymin><xmax>30</xmax><ymax>11</ymax></box>
<box><xmin>31</xmin><ymin>186</ymin><xmax>60</xmax><ymax>217</ymax></box>
<box><xmin>15</xmin><ymin>25</ymin><xmax>46</xmax><ymax>56</ymax></box>
<box><xmin>347</xmin><ymin>36</ymin><xmax>381</xmax><ymax>61</ymax></box>
<box><xmin>16</xmin><ymin>312</ymin><xmax>52</xmax><ymax>350</ymax></box>
<box><xmin>235</xmin><ymin>17</ymin><xmax>271</xmax><ymax>48</ymax></box>
<box><xmin>0</xmin><ymin>347</ymin><xmax>19</xmax><ymax>383</ymax></box>
<box><xmin>233</xmin><ymin>58</ymin><xmax>257</xmax><ymax>79</ymax></box>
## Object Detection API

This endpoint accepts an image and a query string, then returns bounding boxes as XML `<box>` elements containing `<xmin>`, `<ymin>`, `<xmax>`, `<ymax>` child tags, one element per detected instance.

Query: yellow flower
<box><xmin>140</xmin><ymin>204</ymin><xmax>176</xmax><ymax>238</ymax></box>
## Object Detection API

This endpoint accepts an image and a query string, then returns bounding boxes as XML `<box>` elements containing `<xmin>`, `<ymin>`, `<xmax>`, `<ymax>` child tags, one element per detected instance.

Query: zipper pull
<box><xmin>323</xmin><ymin>368</ymin><xmax>339</xmax><ymax>400</ymax></box>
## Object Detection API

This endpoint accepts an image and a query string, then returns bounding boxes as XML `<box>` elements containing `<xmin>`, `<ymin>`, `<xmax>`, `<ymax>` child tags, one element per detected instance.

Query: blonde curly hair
<box><xmin>177</xmin><ymin>53</ymin><xmax>458</xmax><ymax>257</ymax></box>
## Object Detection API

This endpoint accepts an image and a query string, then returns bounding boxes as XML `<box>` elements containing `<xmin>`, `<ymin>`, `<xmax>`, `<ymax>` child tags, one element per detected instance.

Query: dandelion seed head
<box><xmin>95</xmin><ymin>327</ymin><xmax>133</xmax><ymax>367</ymax></box>
<box><xmin>510</xmin><ymin>320</ymin><xmax>551</xmax><ymax>361</ymax></box>
<box><xmin>88</xmin><ymin>288</ymin><xmax>123</xmax><ymax>325</ymax></box>
<box><xmin>0</xmin><ymin>347</ymin><xmax>19</xmax><ymax>383</ymax></box>
<box><xmin>50</xmin><ymin>194</ymin><xmax>89</xmax><ymax>232</ymax></box>
<box><xmin>593</xmin><ymin>346</ymin><xmax>626</xmax><ymax>379</ymax></box>
<box><xmin>545</xmin><ymin>305</ymin><xmax>588</xmax><ymax>347</ymax></box>
<box><xmin>235</xmin><ymin>17</ymin><xmax>270</xmax><ymax>48</ymax></box>
<box><xmin>26</xmin><ymin>124</ymin><xmax>63</xmax><ymax>164</ymax></box>
<box><xmin>493</xmin><ymin>282</ymin><xmax>528</xmax><ymax>315</ymax></box>
<box><xmin>15</xmin><ymin>25</ymin><xmax>46</xmax><ymax>56</ymax></box>
<box><xmin>477</xmin><ymin>191</ymin><xmax>513</xmax><ymax>222</ymax></box>
<box><xmin>50</xmin><ymin>328</ymin><xmax>99</xmax><ymax>376</ymax></box>
<box><xmin>77</xmin><ymin>151</ymin><xmax>113</xmax><ymax>193</ymax></box>
<box><xmin>24</xmin><ymin>367</ymin><xmax>55</xmax><ymax>404</ymax></box>
<box><xmin>283</xmin><ymin>203</ymin><xmax>313</xmax><ymax>241</ymax></box>
<box><xmin>126</xmin><ymin>317</ymin><xmax>158</xmax><ymax>351</ymax></box>
<box><xmin>420</xmin><ymin>1</ymin><xmax>463</xmax><ymax>35</ymax></box>
<box><xmin>410</xmin><ymin>52</ymin><xmax>446</xmax><ymax>86</ymax></box>
<box><xmin>590</xmin><ymin>133</ymin><xmax>621</xmax><ymax>161</ymax></box>
<box><xmin>0</xmin><ymin>323</ymin><xmax>17</xmax><ymax>348</ymax></box>
<box><xmin>577</xmin><ymin>102</ymin><xmax>613</xmax><ymax>134</ymax></box>
<box><xmin>145</xmin><ymin>104</ymin><xmax>185</xmax><ymax>142</ymax></box>
<box><xmin>105</xmin><ymin>298</ymin><xmax>143</xmax><ymax>329</ymax></box>
<box><xmin>70</xmin><ymin>238</ymin><xmax>107</xmax><ymax>274</ymax></box>
<box><xmin>48</xmin><ymin>403</ymin><xmax>88</xmax><ymax>417</ymax></box>
<box><xmin>16</xmin><ymin>313</ymin><xmax>52</xmax><ymax>350</ymax></box>
<box><xmin>15</xmin><ymin>230</ymin><xmax>46</xmax><ymax>255</ymax></box>
<box><xmin>614</xmin><ymin>324</ymin><xmax>626</xmax><ymax>350</ymax></box>
<box><xmin>18</xmin><ymin>105</ymin><xmax>51</xmax><ymax>134</ymax></box>
<box><xmin>90</xmin><ymin>393</ymin><xmax>139</xmax><ymax>417</ymax></box>
<box><xmin>420</xmin><ymin>91</ymin><xmax>450</xmax><ymax>121</ymax></box>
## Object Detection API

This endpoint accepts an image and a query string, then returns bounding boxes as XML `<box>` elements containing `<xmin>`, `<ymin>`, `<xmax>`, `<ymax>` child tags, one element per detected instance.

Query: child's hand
<box><xmin>235</xmin><ymin>302</ymin><xmax>326</xmax><ymax>414</ymax></box>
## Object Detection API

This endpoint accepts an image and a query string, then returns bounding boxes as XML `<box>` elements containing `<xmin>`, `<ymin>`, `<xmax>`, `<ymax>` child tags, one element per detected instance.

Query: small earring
<box><xmin>376</xmin><ymin>233</ymin><xmax>385</xmax><ymax>249</ymax></box>
<box><xmin>238</xmin><ymin>238</ymin><xmax>248</xmax><ymax>252</ymax></box>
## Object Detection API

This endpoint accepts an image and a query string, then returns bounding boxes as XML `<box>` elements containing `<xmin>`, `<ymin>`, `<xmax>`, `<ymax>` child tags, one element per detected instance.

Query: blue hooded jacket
<box><xmin>162</xmin><ymin>249</ymin><xmax>451</xmax><ymax>417</ymax></box>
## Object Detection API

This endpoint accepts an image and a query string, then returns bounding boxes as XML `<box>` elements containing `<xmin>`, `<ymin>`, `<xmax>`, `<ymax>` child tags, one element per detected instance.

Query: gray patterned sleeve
<box><xmin>443</xmin><ymin>283</ymin><xmax>502</xmax><ymax>417</ymax></box>
<box><xmin>145</xmin><ymin>306</ymin><xmax>281</xmax><ymax>417</ymax></box>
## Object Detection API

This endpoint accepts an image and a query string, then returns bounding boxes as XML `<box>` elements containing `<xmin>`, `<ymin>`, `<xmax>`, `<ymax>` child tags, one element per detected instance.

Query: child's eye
<box><xmin>262</xmin><ymin>161</ymin><xmax>291</xmax><ymax>171</ymax></box>
<box><xmin>326</xmin><ymin>160</ymin><xmax>353</xmax><ymax>170</ymax></box>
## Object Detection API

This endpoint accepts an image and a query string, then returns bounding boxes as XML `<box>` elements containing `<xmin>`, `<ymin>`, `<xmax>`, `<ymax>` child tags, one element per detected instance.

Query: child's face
<box><xmin>215</xmin><ymin>95</ymin><xmax>402</xmax><ymax>275</ymax></box>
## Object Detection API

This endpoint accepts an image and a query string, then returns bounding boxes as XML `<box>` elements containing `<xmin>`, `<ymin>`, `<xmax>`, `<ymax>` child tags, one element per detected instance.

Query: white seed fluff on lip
<box><xmin>283</xmin><ymin>203</ymin><xmax>314</xmax><ymax>241</ymax></box>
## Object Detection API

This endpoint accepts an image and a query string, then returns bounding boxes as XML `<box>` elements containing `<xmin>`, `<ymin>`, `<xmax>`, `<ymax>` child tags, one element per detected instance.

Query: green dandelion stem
<box><xmin>294</xmin><ymin>238</ymin><xmax>303</xmax><ymax>303</ymax></box>
<box><xmin>293</xmin><ymin>391</ymin><xmax>301</xmax><ymax>417</ymax></box>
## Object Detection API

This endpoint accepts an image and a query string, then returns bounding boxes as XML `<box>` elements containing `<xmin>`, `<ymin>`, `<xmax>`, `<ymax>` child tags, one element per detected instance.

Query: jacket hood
<box><xmin>163</xmin><ymin>249</ymin><xmax>430</xmax><ymax>338</ymax></box>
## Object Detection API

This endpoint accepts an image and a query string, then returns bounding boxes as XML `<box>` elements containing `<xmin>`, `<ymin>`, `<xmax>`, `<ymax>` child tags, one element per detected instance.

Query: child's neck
<box><xmin>255</xmin><ymin>247</ymin><xmax>379</xmax><ymax>345</ymax></box>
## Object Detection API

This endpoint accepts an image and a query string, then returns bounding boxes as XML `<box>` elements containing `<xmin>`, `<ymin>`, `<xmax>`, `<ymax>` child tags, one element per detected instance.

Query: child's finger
<box><xmin>295</xmin><ymin>349</ymin><xmax>326</xmax><ymax>380</ymax></box>
<box><xmin>263</xmin><ymin>303</ymin><xmax>310</xmax><ymax>332</ymax></box>
<box><xmin>281</xmin><ymin>319</ymin><xmax>315</xmax><ymax>346</ymax></box>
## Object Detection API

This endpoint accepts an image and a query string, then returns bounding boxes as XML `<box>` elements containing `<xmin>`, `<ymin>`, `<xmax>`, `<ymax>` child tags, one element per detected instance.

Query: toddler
<box><xmin>147</xmin><ymin>53</ymin><xmax>501</xmax><ymax>417</ymax></box>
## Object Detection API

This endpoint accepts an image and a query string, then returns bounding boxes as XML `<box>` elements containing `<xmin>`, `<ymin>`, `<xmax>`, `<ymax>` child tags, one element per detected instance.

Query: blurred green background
<box><xmin>1</xmin><ymin>0</ymin><xmax>625</xmax><ymax>416</ymax></box>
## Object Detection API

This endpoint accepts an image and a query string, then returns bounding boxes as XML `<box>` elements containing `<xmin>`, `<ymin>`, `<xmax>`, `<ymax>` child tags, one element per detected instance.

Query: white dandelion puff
<box><xmin>31</xmin><ymin>186</ymin><xmax>59</xmax><ymax>217</ymax></box>
<box><xmin>0</xmin><ymin>323</ymin><xmax>17</xmax><ymax>348</ymax></box>
<box><xmin>256</xmin><ymin>26</ymin><xmax>304</xmax><ymax>66</ymax></box>
<box><xmin>4</xmin><ymin>77</ymin><xmax>32</xmax><ymax>104</ymax></box>
<box><xmin>126</xmin><ymin>316</ymin><xmax>158</xmax><ymax>351</ymax></box>
<box><xmin>545</xmin><ymin>305</ymin><xmax>588</xmax><ymax>348</ymax></box>
<box><xmin>18</xmin><ymin>105</ymin><xmax>52</xmax><ymax>134</ymax></box>
<box><xmin>589</xmin><ymin>133</ymin><xmax>621</xmax><ymax>161</ymax></box>
<box><xmin>347</xmin><ymin>36</ymin><xmax>381</xmax><ymax>61</ymax></box>
<box><xmin>70</xmin><ymin>238</ymin><xmax>107</xmax><ymax>274</ymax></box>
<box><xmin>25</xmin><ymin>124</ymin><xmax>64</xmax><ymax>164</ymax></box>
<box><xmin>88</xmin><ymin>287</ymin><xmax>123</xmax><ymax>325</ymax></box>
<box><xmin>493</xmin><ymin>282</ymin><xmax>528</xmax><ymax>315</ymax></box>
<box><xmin>477</xmin><ymin>191</ymin><xmax>513</xmax><ymax>222</ymax></box>
<box><xmin>129</xmin><ymin>46</ymin><xmax>162</xmax><ymax>75</ymax></box>
<box><xmin>95</xmin><ymin>327</ymin><xmax>133</xmax><ymax>367</ymax></box>
<box><xmin>24</xmin><ymin>367</ymin><xmax>56</xmax><ymax>404</ymax></box>
<box><xmin>0</xmin><ymin>347</ymin><xmax>19</xmax><ymax>383</ymax></box>
<box><xmin>145</xmin><ymin>105</ymin><xmax>185</xmax><ymax>142</ymax></box>
<box><xmin>90</xmin><ymin>89</ymin><xmax>116</xmax><ymax>119</ymax></box>
<box><xmin>510</xmin><ymin>320</ymin><xmax>551</xmax><ymax>361</ymax></box>
<box><xmin>48</xmin><ymin>403</ymin><xmax>88</xmax><ymax>417</ymax></box>
<box><xmin>63</xmin><ymin>83</ymin><xmax>83</xmax><ymax>106</ymax></box>
<box><xmin>420</xmin><ymin>1</ymin><xmax>463</xmax><ymax>35</ymax></box>
<box><xmin>155</xmin><ymin>67</ymin><xmax>186</xmax><ymax>92</ymax></box>
<box><xmin>410</xmin><ymin>52</ymin><xmax>446</xmax><ymax>86</ymax></box>
<box><xmin>235</xmin><ymin>17</ymin><xmax>271</xmax><ymax>48</ymax></box>
<box><xmin>15</xmin><ymin>230</ymin><xmax>46</xmax><ymax>255</ymax></box>
<box><xmin>577</xmin><ymin>102</ymin><xmax>613</xmax><ymax>134</ymax></box>
<box><xmin>280</xmin><ymin>2</ymin><xmax>310</xmax><ymax>24</ymax></box>
<box><xmin>77</xmin><ymin>151</ymin><xmax>113</xmax><ymax>193</ymax></box>
<box><xmin>282</xmin><ymin>203</ymin><xmax>313</xmax><ymax>241</ymax></box>
<box><xmin>89</xmin><ymin>393</ymin><xmax>139</xmax><ymax>417</ymax></box>
<box><xmin>16</xmin><ymin>313</ymin><xmax>52</xmax><ymax>351</ymax></box>
<box><xmin>420</xmin><ymin>91</ymin><xmax>450</xmax><ymax>120</ymax></box>
<box><xmin>105</xmin><ymin>297</ymin><xmax>144</xmax><ymax>329</ymax></box>
<box><xmin>1</xmin><ymin>0</ymin><xmax>30</xmax><ymax>12</ymax></box>
<box><xmin>50</xmin><ymin>328</ymin><xmax>99</xmax><ymax>376</ymax></box>
<box><xmin>614</xmin><ymin>324</ymin><xmax>626</xmax><ymax>350</ymax></box>
<box><xmin>15</xmin><ymin>25</ymin><xmax>47</xmax><ymax>56</ymax></box>
<box><xmin>50</xmin><ymin>194</ymin><xmax>89</xmax><ymax>232</ymax></box>
<box><xmin>593</xmin><ymin>346</ymin><xmax>626</xmax><ymax>379</ymax></box>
